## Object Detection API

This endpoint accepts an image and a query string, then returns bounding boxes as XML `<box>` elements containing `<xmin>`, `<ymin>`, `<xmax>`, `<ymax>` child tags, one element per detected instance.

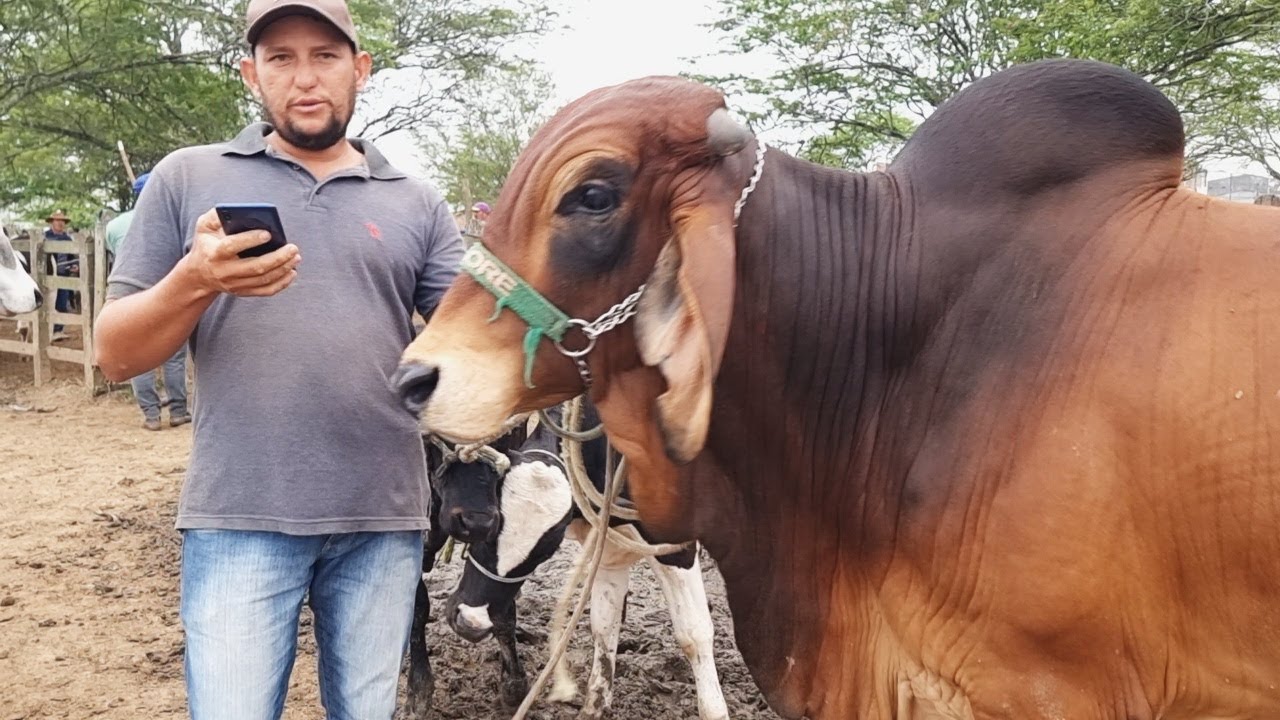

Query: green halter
<box><xmin>460</xmin><ymin>242</ymin><xmax>571</xmax><ymax>388</ymax></box>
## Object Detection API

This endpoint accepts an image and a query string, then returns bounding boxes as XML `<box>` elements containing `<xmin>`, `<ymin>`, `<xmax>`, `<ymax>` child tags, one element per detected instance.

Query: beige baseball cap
<box><xmin>244</xmin><ymin>0</ymin><xmax>359</xmax><ymax>49</ymax></box>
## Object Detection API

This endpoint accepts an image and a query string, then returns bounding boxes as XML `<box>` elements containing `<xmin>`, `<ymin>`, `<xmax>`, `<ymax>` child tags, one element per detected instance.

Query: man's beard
<box><xmin>263</xmin><ymin>94</ymin><xmax>355</xmax><ymax>150</ymax></box>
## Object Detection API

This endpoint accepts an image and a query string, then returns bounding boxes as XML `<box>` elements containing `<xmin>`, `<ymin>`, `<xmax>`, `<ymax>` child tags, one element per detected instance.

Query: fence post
<box><xmin>31</xmin><ymin>231</ymin><xmax>48</xmax><ymax>386</ymax></box>
<box><xmin>79</xmin><ymin>229</ymin><xmax>97</xmax><ymax>392</ymax></box>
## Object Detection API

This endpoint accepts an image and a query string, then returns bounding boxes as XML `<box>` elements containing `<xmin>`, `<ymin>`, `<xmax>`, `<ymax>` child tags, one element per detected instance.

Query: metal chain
<box><xmin>734</xmin><ymin>140</ymin><xmax>768</xmax><ymax>226</ymax></box>
<box><xmin>583</xmin><ymin>284</ymin><xmax>647</xmax><ymax>338</ymax></box>
<box><xmin>572</xmin><ymin>358</ymin><xmax>593</xmax><ymax>390</ymax></box>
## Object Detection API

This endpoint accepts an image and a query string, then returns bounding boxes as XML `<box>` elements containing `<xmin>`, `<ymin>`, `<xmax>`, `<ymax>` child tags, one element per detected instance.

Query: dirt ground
<box><xmin>0</xmin><ymin>349</ymin><xmax>781</xmax><ymax>720</ymax></box>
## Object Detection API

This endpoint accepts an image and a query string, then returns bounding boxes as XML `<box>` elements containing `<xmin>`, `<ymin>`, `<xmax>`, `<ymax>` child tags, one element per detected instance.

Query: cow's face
<box><xmin>430</xmin><ymin>453</ymin><xmax>502</xmax><ymax>545</ymax></box>
<box><xmin>398</xmin><ymin>77</ymin><xmax>754</xmax><ymax>516</ymax></box>
<box><xmin>446</xmin><ymin>454</ymin><xmax>573</xmax><ymax>642</ymax></box>
<box><xmin>0</xmin><ymin>227</ymin><xmax>42</xmax><ymax>317</ymax></box>
<box><xmin>427</xmin><ymin>425</ymin><xmax>533</xmax><ymax>544</ymax></box>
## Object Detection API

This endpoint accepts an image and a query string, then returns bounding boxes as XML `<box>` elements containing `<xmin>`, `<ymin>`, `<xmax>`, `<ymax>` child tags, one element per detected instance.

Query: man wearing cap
<box><xmin>45</xmin><ymin>209</ymin><xmax>76</xmax><ymax>341</ymax></box>
<box><xmin>107</xmin><ymin>172</ymin><xmax>191</xmax><ymax>431</ymax></box>
<box><xmin>105</xmin><ymin>172</ymin><xmax>151</xmax><ymax>261</ymax></box>
<box><xmin>463</xmin><ymin>200</ymin><xmax>490</xmax><ymax>237</ymax></box>
<box><xmin>94</xmin><ymin>1</ymin><xmax>463</xmax><ymax>717</ymax></box>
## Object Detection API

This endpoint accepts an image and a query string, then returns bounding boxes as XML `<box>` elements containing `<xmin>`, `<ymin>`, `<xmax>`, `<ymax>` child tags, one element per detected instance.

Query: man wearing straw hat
<box><xmin>44</xmin><ymin>209</ymin><xmax>77</xmax><ymax>341</ymax></box>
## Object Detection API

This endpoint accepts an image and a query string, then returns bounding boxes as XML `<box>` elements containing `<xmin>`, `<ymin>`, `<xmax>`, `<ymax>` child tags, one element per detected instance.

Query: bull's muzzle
<box><xmin>447</xmin><ymin>597</ymin><xmax>494</xmax><ymax>643</ymax></box>
<box><xmin>442</xmin><ymin>507</ymin><xmax>501</xmax><ymax>545</ymax></box>
<box><xmin>391</xmin><ymin>361</ymin><xmax>438</xmax><ymax>416</ymax></box>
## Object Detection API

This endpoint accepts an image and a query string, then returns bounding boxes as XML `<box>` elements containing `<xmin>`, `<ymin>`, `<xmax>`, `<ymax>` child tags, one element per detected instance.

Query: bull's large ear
<box><xmin>634</xmin><ymin>208</ymin><xmax>736</xmax><ymax>463</ymax></box>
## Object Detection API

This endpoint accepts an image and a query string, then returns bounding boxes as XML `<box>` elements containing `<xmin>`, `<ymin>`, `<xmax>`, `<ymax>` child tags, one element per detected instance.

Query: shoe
<box><xmin>169</xmin><ymin>412</ymin><xmax>192</xmax><ymax>427</ymax></box>
<box><xmin>142</xmin><ymin>418</ymin><xmax>162</xmax><ymax>431</ymax></box>
<box><xmin>50</xmin><ymin>332</ymin><xmax>70</xmax><ymax>343</ymax></box>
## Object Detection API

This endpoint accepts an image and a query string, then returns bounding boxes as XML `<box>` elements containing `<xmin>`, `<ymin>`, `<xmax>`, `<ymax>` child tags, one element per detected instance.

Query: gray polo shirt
<box><xmin>108</xmin><ymin>123</ymin><xmax>463</xmax><ymax>534</ymax></box>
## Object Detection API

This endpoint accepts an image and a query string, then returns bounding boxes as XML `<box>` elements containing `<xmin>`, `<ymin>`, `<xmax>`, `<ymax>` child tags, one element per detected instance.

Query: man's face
<box><xmin>240</xmin><ymin>14</ymin><xmax>372</xmax><ymax>151</ymax></box>
<box><xmin>50</xmin><ymin>219</ymin><xmax>66</xmax><ymax>233</ymax></box>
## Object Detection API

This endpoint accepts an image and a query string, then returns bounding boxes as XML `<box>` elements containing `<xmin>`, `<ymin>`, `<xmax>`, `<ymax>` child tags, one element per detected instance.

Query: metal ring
<box><xmin>553</xmin><ymin>319</ymin><xmax>597</xmax><ymax>358</ymax></box>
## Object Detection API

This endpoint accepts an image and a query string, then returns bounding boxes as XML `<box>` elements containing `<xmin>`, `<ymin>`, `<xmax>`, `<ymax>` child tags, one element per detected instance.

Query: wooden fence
<box><xmin>0</xmin><ymin>219</ymin><xmax>110</xmax><ymax>394</ymax></box>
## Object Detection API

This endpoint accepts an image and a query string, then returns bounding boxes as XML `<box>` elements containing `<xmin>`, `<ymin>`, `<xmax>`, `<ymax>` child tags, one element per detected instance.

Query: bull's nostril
<box><xmin>32</xmin><ymin>288</ymin><xmax>43</xmax><ymax>307</ymax></box>
<box><xmin>392</xmin><ymin>362</ymin><xmax>439</xmax><ymax>415</ymax></box>
<box><xmin>449</xmin><ymin>507</ymin><xmax>467</xmax><ymax>533</ymax></box>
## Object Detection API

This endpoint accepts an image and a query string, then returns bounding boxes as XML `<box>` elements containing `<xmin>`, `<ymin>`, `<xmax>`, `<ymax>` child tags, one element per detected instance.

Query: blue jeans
<box><xmin>132</xmin><ymin>347</ymin><xmax>188</xmax><ymax>419</ymax></box>
<box><xmin>53</xmin><ymin>289</ymin><xmax>72</xmax><ymax>333</ymax></box>
<box><xmin>180</xmin><ymin>529</ymin><xmax>424</xmax><ymax>720</ymax></box>
<box><xmin>52</xmin><ymin>255</ymin><xmax>77</xmax><ymax>334</ymax></box>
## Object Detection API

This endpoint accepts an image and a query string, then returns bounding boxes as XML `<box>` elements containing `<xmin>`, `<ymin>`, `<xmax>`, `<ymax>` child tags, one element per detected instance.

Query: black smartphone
<box><xmin>215</xmin><ymin>203</ymin><xmax>288</xmax><ymax>259</ymax></box>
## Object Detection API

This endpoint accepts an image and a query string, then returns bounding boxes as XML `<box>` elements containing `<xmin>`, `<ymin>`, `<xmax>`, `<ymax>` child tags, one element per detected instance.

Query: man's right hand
<box><xmin>183</xmin><ymin>208</ymin><xmax>302</xmax><ymax>297</ymax></box>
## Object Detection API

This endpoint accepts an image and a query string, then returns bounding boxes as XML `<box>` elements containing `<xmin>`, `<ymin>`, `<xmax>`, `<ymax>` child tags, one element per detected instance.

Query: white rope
<box><xmin>508</xmin><ymin>397</ymin><xmax>694</xmax><ymax>720</ymax></box>
<box><xmin>564</xmin><ymin>440</ymin><xmax>686</xmax><ymax>556</ymax></box>
<box><xmin>467</xmin><ymin>552</ymin><xmax>534</xmax><ymax>584</ymax></box>
<box><xmin>509</xmin><ymin>396</ymin><xmax>622</xmax><ymax>720</ymax></box>
<box><xmin>536</xmin><ymin>407</ymin><xmax>605</xmax><ymax>442</ymax></box>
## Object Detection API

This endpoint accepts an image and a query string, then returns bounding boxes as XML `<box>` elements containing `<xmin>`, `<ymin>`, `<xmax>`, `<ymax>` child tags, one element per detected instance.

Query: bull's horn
<box><xmin>706</xmin><ymin>107</ymin><xmax>751</xmax><ymax>157</ymax></box>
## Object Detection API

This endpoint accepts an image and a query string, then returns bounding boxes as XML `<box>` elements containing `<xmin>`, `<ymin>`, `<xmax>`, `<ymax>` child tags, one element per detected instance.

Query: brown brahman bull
<box><xmin>393</xmin><ymin>59</ymin><xmax>1280</xmax><ymax>719</ymax></box>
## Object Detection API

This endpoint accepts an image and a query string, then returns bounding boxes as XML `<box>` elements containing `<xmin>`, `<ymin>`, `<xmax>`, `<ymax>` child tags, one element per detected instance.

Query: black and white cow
<box><xmin>0</xmin><ymin>226</ymin><xmax>42</xmax><ymax>317</ymax></box>
<box><xmin>431</xmin><ymin>401</ymin><xmax>730</xmax><ymax>720</ymax></box>
<box><xmin>406</xmin><ymin>427</ymin><xmax>527</xmax><ymax>718</ymax></box>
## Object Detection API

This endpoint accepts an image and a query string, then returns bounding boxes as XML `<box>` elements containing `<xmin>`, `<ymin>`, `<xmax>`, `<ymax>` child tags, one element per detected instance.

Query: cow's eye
<box><xmin>560</xmin><ymin>183</ymin><xmax>619</xmax><ymax>216</ymax></box>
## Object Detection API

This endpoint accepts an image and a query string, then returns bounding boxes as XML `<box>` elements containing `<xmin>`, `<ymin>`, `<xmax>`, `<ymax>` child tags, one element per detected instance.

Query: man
<box><xmin>107</xmin><ymin>172</ymin><xmax>191</xmax><ymax>431</ymax></box>
<box><xmin>45</xmin><ymin>209</ymin><xmax>76</xmax><ymax>341</ymax></box>
<box><xmin>462</xmin><ymin>200</ymin><xmax>489</xmax><ymax>237</ymax></box>
<box><xmin>93</xmin><ymin>0</ymin><xmax>463</xmax><ymax>717</ymax></box>
<box><xmin>105</xmin><ymin>172</ymin><xmax>150</xmax><ymax>261</ymax></box>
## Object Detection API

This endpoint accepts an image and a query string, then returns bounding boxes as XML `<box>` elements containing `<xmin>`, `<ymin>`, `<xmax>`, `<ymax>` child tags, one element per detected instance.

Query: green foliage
<box><xmin>704</xmin><ymin>0</ymin><xmax>1280</xmax><ymax>173</ymax></box>
<box><xmin>0</xmin><ymin>0</ymin><xmax>248</xmax><ymax>223</ymax></box>
<box><xmin>419</xmin><ymin>64</ymin><xmax>555</xmax><ymax>210</ymax></box>
<box><xmin>344</xmin><ymin>0</ymin><xmax>556</xmax><ymax>140</ymax></box>
<box><xmin>0</xmin><ymin>0</ymin><xmax>554</xmax><ymax>223</ymax></box>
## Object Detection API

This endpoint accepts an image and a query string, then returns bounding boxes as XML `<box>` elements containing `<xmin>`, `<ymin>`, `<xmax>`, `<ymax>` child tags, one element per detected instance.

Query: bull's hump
<box><xmin>896</xmin><ymin>59</ymin><xmax>1185</xmax><ymax>196</ymax></box>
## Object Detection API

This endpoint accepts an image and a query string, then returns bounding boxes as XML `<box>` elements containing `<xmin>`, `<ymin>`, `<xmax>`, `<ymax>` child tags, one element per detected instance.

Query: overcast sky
<box><xmin>368</xmin><ymin>0</ymin><xmax>1266</xmax><ymax>185</ymax></box>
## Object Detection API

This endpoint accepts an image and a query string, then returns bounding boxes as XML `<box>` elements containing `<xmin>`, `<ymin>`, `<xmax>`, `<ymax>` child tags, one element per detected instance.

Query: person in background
<box><xmin>107</xmin><ymin>172</ymin><xmax>190</xmax><ymax>431</ymax></box>
<box><xmin>106</xmin><ymin>172</ymin><xmax>151</xmax><ymax>265</ymax></box>
<box><xmin>45</xmin><ymin>209</ymin><xmax>76</xmax><ymax>341</ymax></box>
<box><xmin>463</xmin><ymin>200</ymin><xmax>490</xmax><ymax>237</ymax></box>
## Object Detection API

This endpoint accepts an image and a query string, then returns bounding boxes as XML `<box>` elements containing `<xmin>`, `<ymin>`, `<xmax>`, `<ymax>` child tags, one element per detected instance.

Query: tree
<box><xmin>0</xmin><ymin>0</ymin><xmax>249</xmax><ymax>223</ymax></box>
<box><xmin>0</xmin><ymin>0</ymin><xmax>553</xmax><ymax>224</ymax></box>
<box><xmin>703</xmin><ymin>0</ymin><xmax>1280</xmax><ymax>173</ymax></box>
<box><xmin>348</xmin><ymin>0</ymin><xmax>556</xmax><ymax>141</ymax></box>
<box><xmin>419</xmin><ymin>64</ymin><xmax>555</xmax><ymax>210</ymax></box>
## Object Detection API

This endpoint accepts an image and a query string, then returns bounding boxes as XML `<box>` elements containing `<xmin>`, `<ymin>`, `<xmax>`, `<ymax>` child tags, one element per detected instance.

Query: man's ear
<box><xmin>240</xmin><ymin>56</ymin><xmax>262</xmax><ymax>101</ymax></box>
<box><xmin>355</xmin><ymin>51</ymin><xmax>373</xmax><ymax>92</ymax></box>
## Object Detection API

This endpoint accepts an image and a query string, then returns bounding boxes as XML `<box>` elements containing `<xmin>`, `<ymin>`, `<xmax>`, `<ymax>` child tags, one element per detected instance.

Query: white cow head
<box><xmin>0</xmin><ymin>226</ymin><xmax>41</xmax><ymax>317</ymax></box>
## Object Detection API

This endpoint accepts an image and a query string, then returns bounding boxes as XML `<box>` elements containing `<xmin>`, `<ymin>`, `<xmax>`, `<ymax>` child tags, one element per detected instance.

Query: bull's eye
<box><xmin>559</xmin><ymin>182</ymin><xmax>619</xmax><ymax>216</ymax></box>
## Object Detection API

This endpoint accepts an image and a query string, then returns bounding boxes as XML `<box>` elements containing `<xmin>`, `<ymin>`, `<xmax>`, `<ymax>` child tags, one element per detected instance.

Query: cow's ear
<box><xmin>634</xmin><ymin>205</ymin><xmax>736</xmax><ymax>463</ymax></box>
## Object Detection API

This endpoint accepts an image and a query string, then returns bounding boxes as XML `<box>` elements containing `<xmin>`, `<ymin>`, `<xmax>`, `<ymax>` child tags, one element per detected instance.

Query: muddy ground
<box><xmin>0</xmin><ymin>346</ymin><xmax>781</xmax><ymax>720</ymax></box>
